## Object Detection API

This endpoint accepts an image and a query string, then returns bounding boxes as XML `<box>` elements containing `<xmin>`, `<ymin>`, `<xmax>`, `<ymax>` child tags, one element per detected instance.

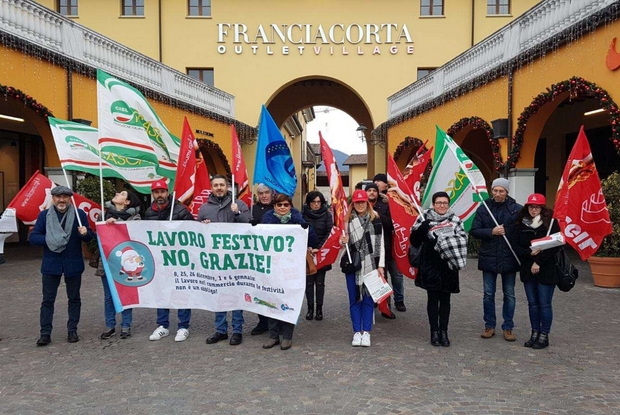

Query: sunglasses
<box><xmin>276</xmin><ymin>202</ymin><xmax>291</xmax><ymax>208</ymax></box>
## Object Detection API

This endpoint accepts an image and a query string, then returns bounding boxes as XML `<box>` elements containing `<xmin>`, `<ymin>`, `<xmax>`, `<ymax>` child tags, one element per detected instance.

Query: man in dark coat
<box><xmin>30</xmin><ymin>185</ymin><xmax>94</xmax><ymax>346</ymax></box>
<box><xmin>145</xmin><ymin>180</ymin><xmax>195</xmax><ymax>343</ymax></box>
<box><xmin>470</xmin><ymin>178</ymin><xmax>522</xmax><ymax>342</ymax></box>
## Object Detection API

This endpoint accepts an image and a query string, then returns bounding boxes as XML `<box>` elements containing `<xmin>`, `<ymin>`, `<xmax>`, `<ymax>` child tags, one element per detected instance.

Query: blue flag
<box><xmin>253</xmin><ymin>105</ymin><xmax>297</xmax><ymax>196</ymax></box>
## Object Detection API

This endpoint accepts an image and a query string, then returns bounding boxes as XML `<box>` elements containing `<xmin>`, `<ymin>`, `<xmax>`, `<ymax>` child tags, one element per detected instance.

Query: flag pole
<box><xmin>169</xmin><ymin>190</ymin><xmax>176</xmax><ymax>221</ymax></box>
<box><xmin>61</xmin><ymin>167</ymin><xmax>83</xmax><ymax>228</ymax></box>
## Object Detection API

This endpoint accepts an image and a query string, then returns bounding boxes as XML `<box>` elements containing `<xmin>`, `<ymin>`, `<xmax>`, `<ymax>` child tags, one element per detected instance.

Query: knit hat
<box><xmin>491</xmin><ymin>178</ymin><xmax>510</xmax><ymax>192</ymax></box>
<box><xmin>351</xmin><ymin>189</ymin><xmax>369</xmax><ymax>203</ymax></box>
<box><xmin>525</xmin><ymin>193</ymin><xmax>546</xmax><ymax>206</ymax></box>
<box><xmin>51</xmin><ymin>185</ymin><xmax>73</xmax><ymax>196</ymax></box>
<box><xmin>364</xmin><ymin>183</ymin><xmax>379</xmax><ymax>192</ymax></box>
<box><xmin>373</xmin><ymin>173</ymin><xmax>388</xmax><ymax>184</ymax></box>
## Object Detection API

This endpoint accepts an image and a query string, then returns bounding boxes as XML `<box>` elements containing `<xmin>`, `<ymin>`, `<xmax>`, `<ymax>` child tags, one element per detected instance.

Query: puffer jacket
<box><xmin>514</xmin><ymin>217</ymin><xmax>561</xmax><ymax>285</ymax></box>
<box><xmin>261</xmin><ymin>208</ymin><xmax>319</xmax><ymax>249</ymax></box>
<box><xmin>470</xmin><ymin>196</ymin><xmax>522</xmax><ymax>273</ymax></box>
<box><xmin>145</xmin><ymin>196</ymin><xmax>194</xmax><ymax>221</ymax></box>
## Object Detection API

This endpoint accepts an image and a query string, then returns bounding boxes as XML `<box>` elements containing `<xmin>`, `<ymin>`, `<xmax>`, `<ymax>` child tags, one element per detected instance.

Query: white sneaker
<box><xmin>174</xmin><ymin>328</ymin><xmax>189</xmax><ymax>342</ymax></box>
<box><xmin>361</xmin><ymin>331</ymin><xmax>371</xmax><ymax>347</ymax></box>
<box><xmin>352</xmin><ymin>332</ymin><xmax>362</xmax><ymax>347</ymax></box>
<box><xmin>149</xmin><ymin>325</ymin><xmax>169</xmax><ymax>341</ymax></box>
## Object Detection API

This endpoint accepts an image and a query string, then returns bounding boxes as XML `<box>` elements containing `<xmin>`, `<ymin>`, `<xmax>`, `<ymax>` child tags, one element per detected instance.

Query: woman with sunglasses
<box><xmin>339</xmin><ymin>190</ymin><xmax>384</xmax><ymax>347</ymax></box>
<box><xmin>260</xmin><ymin>193</ymin><xmax>317</xmax><ymax>350</ymax></box>
<box><xmin>410</xmin><ymin>192</ymin><xmax>467</xmax><ymax>347</ymax></box>
<box><xmin>302</xmin><ymin>191</ymin><xmax>333</xmax><ymax>321</ymax></box>
<box><xmin>514</xmin><ymin>193</ymin><xmax>561</xmax><ymax>350</ymax></box>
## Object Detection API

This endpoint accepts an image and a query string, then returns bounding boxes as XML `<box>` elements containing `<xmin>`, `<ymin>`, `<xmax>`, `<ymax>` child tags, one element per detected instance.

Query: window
<box><xmin>421</xmin><ymin>0</ymin><xmax>443</xmax><ymax>16</ymax></box>
<box><xmin>188</xmin><ymin>0</ymin><xmax>211</xmax><ymax>17</ymax></box>
<box><xmin>487</xmin><ymin>0</ymin><xmax>510</xmax><ymax>15</ymax></box>
<box><xmin>57</xmin><ymin>0</ymin><xmax>78</xmax><ymax>16</ymax></box>
<box><xmin>122</xmin><ymin>0</ymin><xmax>144</xmax><ymax>16</ymax></box>
<box><xmin>417</xmin><ymin>68</ymin><xmax>437</xmax><ymax>80</ymax></box>
<box><xmin>187</xmin><ymin>68</ymin><xmax>214</xmax><ymax>86</ymax></box>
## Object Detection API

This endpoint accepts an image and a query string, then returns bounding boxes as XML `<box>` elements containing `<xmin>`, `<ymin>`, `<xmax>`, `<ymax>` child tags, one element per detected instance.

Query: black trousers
<box><xmin>268</xmin><ymin>318</ymin><xmax>295</xmax><ymax>340</ymax></box>
<box><xmin>40</xmin><ymin>274</ymin><xmax>82</xmax><ymax>335</ymax></box>
<box><xmin>305</xmin><ymin>268</ymin><xmax>326</xmax><ymax>306</ymax></box>
<box><xmin>427</xmin><ymin>290</ymin><xmax>451</xmax><ymax>332</ymax></box>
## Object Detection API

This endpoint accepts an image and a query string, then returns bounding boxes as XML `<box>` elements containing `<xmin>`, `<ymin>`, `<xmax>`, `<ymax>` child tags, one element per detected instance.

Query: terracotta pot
<box><xmin>588</xmin><ymin>256</ymin><xmax>620</xmax><ymax>288</ymax></box>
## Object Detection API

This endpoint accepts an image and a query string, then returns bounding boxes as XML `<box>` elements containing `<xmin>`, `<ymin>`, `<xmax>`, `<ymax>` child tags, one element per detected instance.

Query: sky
<box><xmin>306</xmin><ymin>106</ymin><xmax>367</xmax><ymax>155</ymax></box>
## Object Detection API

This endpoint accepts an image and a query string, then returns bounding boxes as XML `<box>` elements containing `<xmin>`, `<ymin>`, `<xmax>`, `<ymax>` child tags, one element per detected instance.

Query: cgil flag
<box><xmin>404</xmin><ymin>144</ymin><xmax>433</xmax><ymax>204</ymax></box>
<box><xmin>253</xmin><ymin>105</ymin><xmax>297</xmax><ymax>196</ymax></box>
<box><xmin>173</xmin><ymin>117</ymin><xmax>212</xmax><ymax>219</ymax></box>
<box><xmin>319</xmin><ymin>132</ymin><xmax>348</xmax><ymax>230</ymax></box>
<box><xmin>231</xmin><ymin>124</ymin><xmax>252</xmax><ymax>207</ymax></box>
<box><xmin>422</xmin><ymin>126</ymin><xmax>488</xmax><ymax>232</ymax></box>
<box><xmin>554</xmin><ymin>126</ymin><xmax>612</xmax><ymax>260</ymax></box>
<box><xmin>97</xmin><ymin>69</ymin><xmax>180</xmax><ymax>184</ymax></box>
<box><xmin>48</xmin><ymin>117</ymin><xmax>162</xmax><ymax>194</ymax></box>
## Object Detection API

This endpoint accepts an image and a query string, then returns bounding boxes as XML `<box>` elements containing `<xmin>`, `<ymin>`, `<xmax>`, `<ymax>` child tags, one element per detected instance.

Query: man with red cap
<box><xmin>145</xmin><ymin>180</ymin><xmax>195</xmax><ymax>342</ymax></box>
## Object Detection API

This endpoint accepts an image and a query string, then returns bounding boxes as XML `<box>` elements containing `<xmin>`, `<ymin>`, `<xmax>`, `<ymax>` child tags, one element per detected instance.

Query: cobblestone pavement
<box><xmin>1</xmin><ymin>244</ymin><xmax>619</xmax><ymax>415</ymax></box>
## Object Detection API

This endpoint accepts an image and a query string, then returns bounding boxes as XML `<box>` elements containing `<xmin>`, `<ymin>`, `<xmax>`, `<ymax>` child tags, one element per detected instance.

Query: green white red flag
<box><xmin>422</xmin><ymin>126</ymin><xmax>488</xmax><ymax>232</ymax></box>
<box><xmin>554</xmin><ymin>126</ymin><xmax>612</xmax><ymax>260</ymax></box>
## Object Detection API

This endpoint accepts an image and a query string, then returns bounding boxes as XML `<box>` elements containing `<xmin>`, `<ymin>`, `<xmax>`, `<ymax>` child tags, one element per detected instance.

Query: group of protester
<box><xmin>30</xmin><ymin>173</ymin><xmax>560</xmax><ymax>351</ymax></box>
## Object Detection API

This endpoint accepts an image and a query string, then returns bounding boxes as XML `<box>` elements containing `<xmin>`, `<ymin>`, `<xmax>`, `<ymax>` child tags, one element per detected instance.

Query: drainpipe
<box><xmin>67</xmin><ymin>68</ymin><xmax>73</xmax><ymax>120</ymax></box>
<box><xmin>471</xmin><ymin>0</ymin><xmax>475</xmax><ymax>47</ymax></box>
<box><xmin>158</xmin><ymin>0</ymin><xmax>163</xmax><ymax>62</ymax></box>
<box><xmin>504</xmin><ymin>69</ymin><xmax>514</xmax><ymax>178</ymax></box>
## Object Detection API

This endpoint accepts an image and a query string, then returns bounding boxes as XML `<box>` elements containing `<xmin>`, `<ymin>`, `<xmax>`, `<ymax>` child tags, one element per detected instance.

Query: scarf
<box><xmin>302</xmin><ymin>204</ymin><xmax>328</xmax><ymax>220</ymax></box>
<box><xmin>105</xmin><ymin>202</ymin><xmax>136</xmax><ymax>221</ymax></box>
<box><xmin>413</xmin><ymin>208</ymin><xmax>468</xmax><ymax>271</ymax></box>
<box><xmin>274</xmin><ymin>211</ymin><xmax>292</xmax><ymax>223</ymax></box>
<box><xmin>348</xmin><ymin>212</ymin><xmax>382</xmax><ymax>286</ymax></box>
<box><xmin>45</xmin><ymin>204</ymin><xmax>76</xmax><ymax>253</ymax></box>
<box><xmin>522</xmin><ymin>215</ymin><xmax>542</xmax><ymax>229</ymax></box>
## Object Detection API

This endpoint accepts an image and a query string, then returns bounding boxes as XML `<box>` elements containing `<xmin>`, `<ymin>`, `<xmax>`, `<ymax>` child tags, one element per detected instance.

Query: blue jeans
<box><xmin>40</xmin><ymin>274</ymin><xmax>81</xmax><ymax>335</ymax></box>
<box><xmin>387</xmin><ymin>260</ymin><xmax>404</xmax><ymax>303</ymax></box>
<box><xmin>102</xmin><ymin>275</ymin><xmax>132</xmax><ymax>329</ymax></box>
<box><xmin>523</xmin><ymin>280</ymin><xmax>555</xmax><ymax>333</ymax></box>
<box><xmin>157</xmin><ymin>308</ymin><xmax>191</xmax><ymax>330</ymax></box>
<box><xmin>483</xmin><ymin>271</ymin><xmax>516</xmax><ymax>330</ymax></box>
<box><xmin>346</xmin><ymin>273</ymin><xmax>374</xmax><ymax>332</ymax></box>
<box><xmin>215</xmin><ymin>311</ymin><xmax>244</xmax><ymax>334</ymax></box>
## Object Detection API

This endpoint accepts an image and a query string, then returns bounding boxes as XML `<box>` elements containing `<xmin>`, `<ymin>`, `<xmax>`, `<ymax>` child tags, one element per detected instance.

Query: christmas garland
<box><xmin>0</xmin><ymin>84</ymin><xmax>54</xmax><ymax>119</ymax></box>
<box><xmin>393</xmin><ymin>136</ymin><xmax>426</xmax><ymax>162</ymax></box>
<box><xmin>447</xmin><ymin>117</ymin><xmax>502</xmax><ymax>172</ymax></box>
<box><xmin>511</xmin><ymin>76</ymin><xmax>620</xmax><ymax>168</ymax></box>
<box><xmin>197</xmin><ymin>138</ymin><xmax>232</xmax><ymax>178</ymax></box>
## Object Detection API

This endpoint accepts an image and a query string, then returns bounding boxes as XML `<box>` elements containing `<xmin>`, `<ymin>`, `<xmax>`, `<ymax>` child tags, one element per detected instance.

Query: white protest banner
<box><xmin>0</xmin><ymin>208</ymin><xmax>18</xmax><ymax>233</ymax></box>
<box><xmin>97</xmin><ymin>221</ymin><xmax>308</xmax><ymax>324</ymax></box>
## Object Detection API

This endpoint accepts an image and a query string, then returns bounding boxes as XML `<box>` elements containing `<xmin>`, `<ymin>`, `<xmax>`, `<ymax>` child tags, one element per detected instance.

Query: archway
<box><xmin>448</xmin><ymin>117</ymin><xmax>497</xmax><ymax>184</ymax></box>
<box><xmin>197</xmin><ymin>139</ymin><xmax>231</xmax><ymax>179</ymax></box>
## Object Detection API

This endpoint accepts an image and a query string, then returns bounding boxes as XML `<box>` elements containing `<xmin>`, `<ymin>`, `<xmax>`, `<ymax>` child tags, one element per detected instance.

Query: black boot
<box><xmin>439</xmin><ymin>330</ymin><xmax>450</xmax><ymax>347</ymax></box>
<box><xmin>305</xmin><ymin>304</ymin><xmax>314</xmax><ymax>320</ymax></box>
<box><xmin>315</xmin><ymin>305</ymin><xmax>323</xmax><ymax>321</ymax></box>
<box><xmin>524</xmin><ymin>330</ymin><xmax>539</xmax><ymax>347</ymax></box>
<box><xmin>430</xmin><ymin>331</ymin><xmax>440</xmax><ymax>346</ymax></box>
<box><xmin>532</xmin><ymin>332</ymin><xmax>549</xmax><ymax>349</ymax></box>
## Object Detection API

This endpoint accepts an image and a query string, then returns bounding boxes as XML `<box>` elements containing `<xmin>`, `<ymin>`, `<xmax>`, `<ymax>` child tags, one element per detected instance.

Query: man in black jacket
<box><xmin>145</xmin><ymin>180</ymin><xmax>195</xmax><ymax>343</ymax></box>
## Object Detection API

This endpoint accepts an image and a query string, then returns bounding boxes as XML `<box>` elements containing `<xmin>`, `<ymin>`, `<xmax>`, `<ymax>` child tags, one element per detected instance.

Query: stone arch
<box><xmin>197</xmin><ymin>139</ymin><xmax>232</xmax><ymax>179</ymax></box>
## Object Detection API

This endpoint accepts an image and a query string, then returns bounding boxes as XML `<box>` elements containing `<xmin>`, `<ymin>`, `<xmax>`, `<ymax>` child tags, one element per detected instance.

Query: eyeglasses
<box><xmin>276</xmin><ymin>202</ymin><xmax>291</xmax><ymax>208</ymax></box>
<box><xmin>434</xmin><ymin>202</ymin><xmax>449</xmax><ymax>206</ymax></box>
<box><xmin>528</xmin><ymin>205</ymin><xmax>542</xmax><ymax>209</ymax></box>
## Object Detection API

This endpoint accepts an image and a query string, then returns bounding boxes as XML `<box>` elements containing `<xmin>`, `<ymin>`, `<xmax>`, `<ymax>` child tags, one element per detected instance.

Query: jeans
<box><xmin>268</xmin><ymin>318</ymin><xmax>295</xmax><ymax>340</ymax></box>
<box><xmin>427</xmin><ymin>290</ymin><xmax>451</xmax><ymax>332</ymax></box>
<box><xmin>523</xmin><ymin>280</ymin><xmax>555</xmax><ymax>333</ymax></box>
<box><xmin>40</xmin><ymin>274</ymin><xmax>81</xmax><ymax>335</ymax></box>
<box><xmin>387</xmin><ymin>260</ymin><xmax>405</xmax><ymax>303</ymax></box>
<box><xmin>346</xmin><ymin>273</ymin><xmax>374</xmax><ymax>333</ymax></box>
<box><xmin>306</xmin><ymin>269</ymin><xmax>326</xmax><ymax>305</ymax></box>
<box><xmin>102</xmin><ymin>275</ymin><xmax>132</xmax><ymax>329</ymax></box>
<box><xmin>215</xmin><ymin>310</ymin><xmax>244</xmax><ymax>334</ymax></box>
<box><xmin>483</xmin><ymin>271</ymin><xmax>516</xmax><ymax>330</ymax></box>
<box><xmin>157</xmin><ymin>308</ymin><xmax>191</xmax><ymax>330</ymax></box>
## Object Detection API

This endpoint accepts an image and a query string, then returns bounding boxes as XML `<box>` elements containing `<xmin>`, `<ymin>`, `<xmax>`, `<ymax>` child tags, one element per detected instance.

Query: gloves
<box><xmin>301</xmin><ymin>223</ymin><xmax>309</xmax><ymax>229</ymax></box>
<box><xmin>418</xmin><ymin>220</ymin><xmax>431</xmax><ymax>233</ymax></box>
<box><xmin>250</xmin><ymin>219</ymin><xmax>259</xmax><ymax>226</ymax></box>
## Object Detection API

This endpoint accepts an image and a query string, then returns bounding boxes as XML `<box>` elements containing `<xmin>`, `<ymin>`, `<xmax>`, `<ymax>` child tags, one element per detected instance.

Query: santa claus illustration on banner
<box><xmin>116</xmin><ymin>246</ymin><xmax>146</xmax><ymax>281</ymax></box>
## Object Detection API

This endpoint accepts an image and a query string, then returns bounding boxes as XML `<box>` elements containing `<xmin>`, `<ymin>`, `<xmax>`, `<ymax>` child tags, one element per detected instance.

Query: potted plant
<box><xmin>74</xmin><ymin>174</ymin><xmax>116</xmax><ymax>257</ymax></box>
<box><xmin>588</xmin><ymin>171</ymin><xmax>620</xmax><ymax>288</ymax></box>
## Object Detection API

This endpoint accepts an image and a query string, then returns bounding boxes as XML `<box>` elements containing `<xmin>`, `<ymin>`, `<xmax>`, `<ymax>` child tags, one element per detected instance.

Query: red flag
<box><xmin>315</xmin><ymin>226</ymin><xmax>344</xmax><ymax>269</ymax></box>
<box><xmin>8</xmin><ymin>170</ymin><xmax>101</xmax><ymax>230</ymax></box>
<box><xmin>173</xmin><ymin>117</ymin><xmax>211</xmax><ymax>219</ymax></box>
<box><xmin>554</xmin><ymin>126</ymin><xmax>612</xmax><ymax>260</ymax></box>
<box><xmin>387</xmin><ymin>154</ymin><xmax>420</xmax><ymax>279</ymax></box>
<box><xmin>404</xmin><ymin>145</ymin><xmax>433</xmax><ymax>204</ymax></box>
<box><xmin>231</xmin><ymin>124</ymin><xmax>252</xmax><ymax>207</ymax></box>
<box><xmin>319</xmin><ymin>132</ymin><xmax>348</xmax><ymax>230</ymax></box>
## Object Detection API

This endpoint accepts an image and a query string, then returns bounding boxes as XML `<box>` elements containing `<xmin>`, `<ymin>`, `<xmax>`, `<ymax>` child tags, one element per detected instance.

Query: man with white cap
<box><xmin>471</xmin><ymin>178</ymin><xmax>522</xmax><ymax>342</ymax></box>
<box><xmin>30</xmin><ymin>185</ymin><xmax>93</xmax><ymax>346</ymax></box>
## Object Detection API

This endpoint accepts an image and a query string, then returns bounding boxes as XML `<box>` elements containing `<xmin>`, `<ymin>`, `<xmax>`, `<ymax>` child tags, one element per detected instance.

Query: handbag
<box><xmin>306</xmin><ymin>250</ymin><xmax>318</xmax><ymax>276</ymax></box>
<box><xmin>555</xmin><ymin>247</ymin><xmax>578</xmax><ymax>292</ymax></box>
<box><xmin>340</xmin><ymin>250</ymin><xmax>362</xmax><ymax>274</ymax></box>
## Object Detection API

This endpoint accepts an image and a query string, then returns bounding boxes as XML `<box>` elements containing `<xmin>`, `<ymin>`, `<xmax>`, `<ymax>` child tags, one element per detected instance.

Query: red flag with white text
<box><xmin>554</xmin><ymin>126</ymin><xmax>612</xmax><ymax>260</ymax></box>
<box><xmin>404</xmin><ymin>145</ymin><xmax>433</xmax><ymax>204</ymax></box>
<box><xmin>387</xmin><ymin>153</ymin><xmax>419</xmax><ymax>279</ymax></box>
<box><xmin>8</xmin><ymin>170</ymin><xmax>101</xmax><ymax>230</ymax></box>
<box><xmin>173</xmin><ymin>117</ymin><xmax>211</xmax><ymax>219</ymax></box>
<box><xmin>319</xmin><ymin>132</ymin><xmax>348</xmax><ymax>230</ymax></box>
<box><xmin>231</xmin><ymin>124</ymin><xmax>252</xmax><ymax>208</ymax></box>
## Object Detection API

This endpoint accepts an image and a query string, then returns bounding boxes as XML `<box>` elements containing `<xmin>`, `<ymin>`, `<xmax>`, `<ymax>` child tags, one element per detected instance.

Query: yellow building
<box><xmin>383</xmin><ymin>0</ymin><xmax>620</xmax><ymax>206</ymax></box>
